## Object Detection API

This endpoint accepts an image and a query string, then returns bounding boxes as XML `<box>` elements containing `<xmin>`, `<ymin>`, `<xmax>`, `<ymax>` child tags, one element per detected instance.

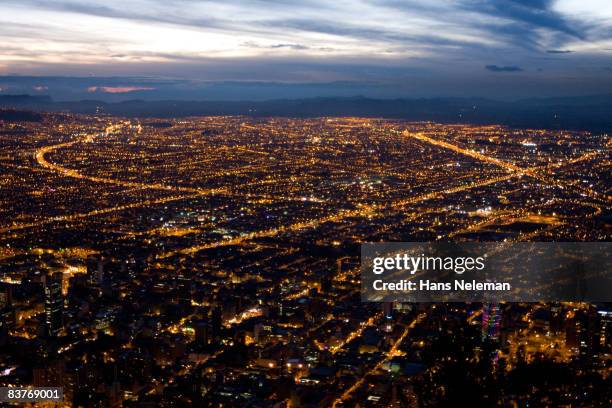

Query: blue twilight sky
<box><xmin>1</xmin><ymin>0</ymin><xmax>612</xmax><ymax>100</ymax></box>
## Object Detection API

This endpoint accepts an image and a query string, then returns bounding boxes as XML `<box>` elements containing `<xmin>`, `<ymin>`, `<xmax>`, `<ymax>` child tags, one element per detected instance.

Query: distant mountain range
<box><xmin>1</xmin><ymin>94</ymin><xmax>611</xmax><ymax>132</ymax></box>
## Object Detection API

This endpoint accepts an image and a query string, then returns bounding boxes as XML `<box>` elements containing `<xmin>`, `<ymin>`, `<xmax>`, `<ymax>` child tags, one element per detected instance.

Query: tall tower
<box><xmin>482</xmin><ymin>303</ymin><xmax>501</xmax><ymax>341</ymax></box>
<box><xmin>44</xmin><ymin>272</ymin><xmax>64</xmax><ymax>337</ymax></box>
<box><xmin>194</xmin><ymin>320</ymin><xmax>210</xmax><ymax>346</ymax></box>
<box><xmin>596</xmin><ymin>308</ymin><xmax>611</xmax><ymax>368</ymax></box>
<box><xmin>0</xmin><ymin>283</ymin><xmax>11</xmax><ymax>309</ymax></box>
<box><xmin>87</xmin><ymin>257</ymin><xmax>104</xmax><ymax>285</ymax></box>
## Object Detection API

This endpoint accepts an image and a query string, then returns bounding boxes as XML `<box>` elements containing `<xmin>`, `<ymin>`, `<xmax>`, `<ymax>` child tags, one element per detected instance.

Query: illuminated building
<box><xmin>44</xmin><ymin>272</ymin><xmax>64</xmax><ymax>337</ymax></box>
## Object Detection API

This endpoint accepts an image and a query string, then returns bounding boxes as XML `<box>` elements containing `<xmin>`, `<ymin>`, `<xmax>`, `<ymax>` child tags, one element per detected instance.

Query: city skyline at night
<box><xmin>0</xmin><ymin>114</ymin><xmax>609</xmax><ymax>406</ymax></box>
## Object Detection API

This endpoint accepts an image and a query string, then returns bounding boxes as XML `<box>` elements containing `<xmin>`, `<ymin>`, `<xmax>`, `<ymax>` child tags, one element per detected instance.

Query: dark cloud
<box><xmin>458</xmin><ymin>0</ymin><xmax>586</xmax><ymax>52</ymax></box>
<box><xmin>369</xmin><ymin>1</ymin><xmax>608</xmax><ymax>54</ymax></box>
<box><xmin>242</xmin><ymin>42</ymin><xmax>311</xmax><ymax>51</ymax></box>
<box><xmin>463</xmin><ymin>0</ymin><xmax>582</xmax><ymax>38</ymax></box>
<box><xmin>270</xmin><ymin>44</ymin><xmax>309</xmax><ymax>50</ymax></box>
<box><xmin>485</xmin><ymin>65</ymin><xmax>523</xmax><ymax>72</ymax></box>
<box><xmin>546</xmin><ymin>49</ymin><xmax>573</xmax><ymax>54</ymax></box>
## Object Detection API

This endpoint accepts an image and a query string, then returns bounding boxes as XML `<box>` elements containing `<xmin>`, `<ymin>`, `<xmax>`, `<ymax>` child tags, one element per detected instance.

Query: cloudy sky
<box><xmin>1</xmin><ymin>0</ymin><xmax>612</xmax><ymax>99</ymax></box>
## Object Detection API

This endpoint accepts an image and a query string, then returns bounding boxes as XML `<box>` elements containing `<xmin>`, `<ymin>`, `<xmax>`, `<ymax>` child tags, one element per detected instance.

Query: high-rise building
<box><xmin>33</xmin><ymin>359</ymin><xmax>66</xmax><ymax>387</ymax></box>
<box><xmin>87</xmin><ymin>257</ymin><xmax>104</xmax><ymax>285</ymax></box>
<box><xmin>482</xmin><ymin>303</ymin><xmax>501</xmax><ymax>341</ymax></box>
<box><xmin>194</xmin><ymin>320</ymin><xmax>210</xmax><ymax>346</ymax></box>
<box><xmin>44</xmin><ymin>272</ymin><xmax>64</xmax><ymax>337</ymax></box>
<box><xmin>595</xmin><ymin>307</ymin><xmax>611</xmax><ymax>368</ymax></box>
<box><xmin>0</xmin><ymin>282</ymin><xmax>12</xmax><ymax>309</ymax></box>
